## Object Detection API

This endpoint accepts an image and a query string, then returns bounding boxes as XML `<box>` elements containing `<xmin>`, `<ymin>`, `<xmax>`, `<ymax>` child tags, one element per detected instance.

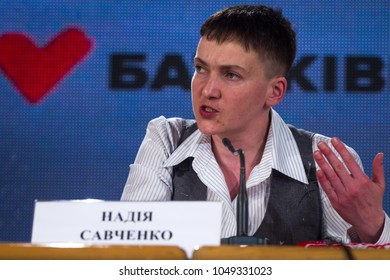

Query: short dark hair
<box><xmin>200</xmin><ymin>5</ymin><xmax>296</xmax><ymax>77</ymax></box>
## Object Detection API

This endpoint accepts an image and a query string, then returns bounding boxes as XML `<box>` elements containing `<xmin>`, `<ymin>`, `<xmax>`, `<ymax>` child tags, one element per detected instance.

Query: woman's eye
<box><xmin>226</xmin><ymin>72</ymin><xmax>239</xmax><ymax>80</ymax></box>
<box><xmin>195</xmin><ymin>65</ymin><xmax>204</xmax><ymax>73</ymax></box>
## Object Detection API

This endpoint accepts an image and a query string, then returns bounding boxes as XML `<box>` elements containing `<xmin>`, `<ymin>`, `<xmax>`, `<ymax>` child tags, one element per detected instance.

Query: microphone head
<box><xmin>222</xmin><ymin>138</ymin><xmax>238</xmax><ymax>155</ymax></box>
<box><xmin>222</xmin><ymin>137</ymin><xmax>231</xmax><ymax>147</ymax></box>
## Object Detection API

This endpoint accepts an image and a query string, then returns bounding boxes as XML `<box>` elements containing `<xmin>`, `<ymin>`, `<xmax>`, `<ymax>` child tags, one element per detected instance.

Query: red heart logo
<box><xmin>0</xmin><ymin>27</ymin><xmax>93</xmax><ymax>104</ymax></box>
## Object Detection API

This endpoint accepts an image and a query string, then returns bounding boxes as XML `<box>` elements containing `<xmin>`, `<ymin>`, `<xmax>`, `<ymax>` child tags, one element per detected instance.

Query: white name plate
<box><xmin>31</xmin><ymin>200</ymin><xmax>222</xmax><ymax>257</ymax></box>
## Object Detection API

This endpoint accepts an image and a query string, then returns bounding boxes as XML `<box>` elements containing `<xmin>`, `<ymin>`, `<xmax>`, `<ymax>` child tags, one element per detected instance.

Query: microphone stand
<box><xmin>221</xmin><ymin>138</ymin><xmax>268</xmax><ymax>245</ymax></box>
<box><xmin>236</xmin><ymin>148</ymin><xmax>248</xmax><ymax>236</ymax></box>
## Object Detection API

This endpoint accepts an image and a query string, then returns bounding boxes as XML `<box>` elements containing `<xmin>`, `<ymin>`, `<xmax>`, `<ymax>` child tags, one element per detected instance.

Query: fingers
<box><xmin>314</xmin><ymin>137</ymin><xmax>386</xmax><ymax>195</ymax></box>
<box><xmin>372</xmin><ymin>152</ymin><xmax>385</xmax><ymax>189</ymax></box>
<box><xmin>315</xmin><ymin>167</ymin><xmax>339</xmax><ymax>202</ymax></box>
<box><xmin>329</xmin><ymin>137</ymin><xmax>366</xmax><ymax>179</ymax></box>
<box><xmin>314</xmin><ymin>138</ymin><xmax>355</xmax><ymax>192</ymax></box>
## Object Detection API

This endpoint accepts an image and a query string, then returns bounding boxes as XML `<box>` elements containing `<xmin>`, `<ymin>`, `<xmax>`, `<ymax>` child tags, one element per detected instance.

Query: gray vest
<box><xmin>172</xmin><ymin>122</ymin><xmax>323</xmax><ymax>245</ymax></box>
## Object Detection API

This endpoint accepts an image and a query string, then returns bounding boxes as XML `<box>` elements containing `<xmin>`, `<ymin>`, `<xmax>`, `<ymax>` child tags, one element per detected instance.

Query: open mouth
<box><xmin>199</xmin><ymin>105</ymin><xmax>218</xmax><ymax>118</ymax></box>
<box><xmin>202</xmin><ymin>106</ymin><xmax>217</xmax><ymax>112</ymax></box>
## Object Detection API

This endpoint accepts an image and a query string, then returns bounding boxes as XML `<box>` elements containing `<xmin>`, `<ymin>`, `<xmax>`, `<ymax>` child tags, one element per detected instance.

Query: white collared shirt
<box><xmin>121</xmin><ymin>109</ymin><xmax>390</xmax><ymax>243</ymax></box>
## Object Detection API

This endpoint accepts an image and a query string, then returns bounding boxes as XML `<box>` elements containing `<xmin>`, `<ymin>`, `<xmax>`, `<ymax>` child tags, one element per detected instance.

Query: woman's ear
<box><xmin>265</xmin><ymin>76</ymin><xmax>287</xmax><ymax>107</ymax></box>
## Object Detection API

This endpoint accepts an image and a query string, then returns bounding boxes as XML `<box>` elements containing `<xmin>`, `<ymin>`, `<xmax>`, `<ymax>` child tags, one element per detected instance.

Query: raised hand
<box><xmin>313</xmin><ymin>137</ymin><xmax>385</xmax><ymax>243</ymax></box>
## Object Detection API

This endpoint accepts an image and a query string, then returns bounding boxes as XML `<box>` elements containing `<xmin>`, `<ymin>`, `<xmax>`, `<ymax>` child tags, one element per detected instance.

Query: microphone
<box><xmin>220</xmin><ymin>138</ymin><xmax>268</xmax><ymax>245</ymax></box>
<box><xmin>222</xmin><ymin>138</ymin><xmax>248</xmax><ymax>236</ymax></box>
<box><xmin>222</xmin><ymin>138</ymin><xmax>238</xmax><ymax>156</ymax></box>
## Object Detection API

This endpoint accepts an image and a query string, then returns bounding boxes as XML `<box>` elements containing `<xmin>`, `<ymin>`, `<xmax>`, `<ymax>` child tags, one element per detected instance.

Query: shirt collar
<box><xmin>163</xmin><ymin>128</ymin><xmax>207</xmax><ymax>167</ymax></box>
<box><xmin>164</xmin><ymin>109</ymin><xmax>308</xmax><ymax>184</ymax></box>
<box><xmin>270</xmin><ymin>110</ymin><xmax>309</xmax><ymax>184</ymax></box>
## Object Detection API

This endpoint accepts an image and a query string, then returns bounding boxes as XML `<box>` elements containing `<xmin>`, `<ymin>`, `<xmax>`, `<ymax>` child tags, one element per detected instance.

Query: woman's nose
<box><xmin>201</xmin><ymin>75</ymin><xmax>221</xmax><ymax>98</ymax></box>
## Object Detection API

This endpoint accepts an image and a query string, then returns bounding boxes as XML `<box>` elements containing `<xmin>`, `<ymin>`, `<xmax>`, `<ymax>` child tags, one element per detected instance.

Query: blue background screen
<box><xmin>0</xmin><ymin>0</ymin><xmax>389</xmax><ymax>241</ymax></box>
